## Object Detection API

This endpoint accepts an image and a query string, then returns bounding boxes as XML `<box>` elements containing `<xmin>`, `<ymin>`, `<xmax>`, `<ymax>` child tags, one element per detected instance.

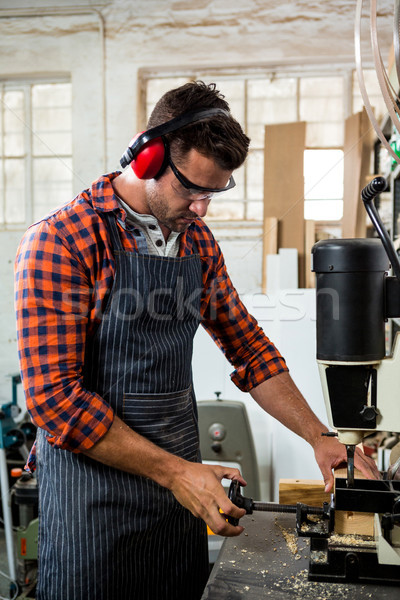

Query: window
<box><xmin>304</xmin><ymin>149</ymin><xmax>344</xmax><ymax>221</ymax></box>
<box><xmin>141</xmin><ymin>68</ymin><xmax>386</xmax><ymax>224</ymax></box>
<box><xmin>0</xmin><ymin>80</ymin><xmax>72</xmax><ymax>228</ymax></box>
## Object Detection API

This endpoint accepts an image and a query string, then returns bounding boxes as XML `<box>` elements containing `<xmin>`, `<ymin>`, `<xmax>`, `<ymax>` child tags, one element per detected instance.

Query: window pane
<box><xmin>210</xmin><ymin>80</ymin><xmax>245</xmax><ymax>123</ymax></box>
<box><xmin>33</xmin><ymin>130</ymin><xmax>72</xmax><ymax>157</ymax></box>
<box><xmin>0</xmin><ymin>91</ymin><xmax>2</xmax><ymax>155</ymax></box>
<box><xmin>32</xmin><ymin>83</ymin><xmax>71</xmax><ymax>107</ymax></box>
<box><xmin>0</xmin><ymin>159</ymin><xmax>3</xmax><ymax>222</ymax></box>
<box><xmin>300</xmin><ymin>77</ymin><xmax>344</xmax><ymax>147</ymax></box>
<box><xmin>305</xmin><ymin>199</ymin><xmax>343</xmax><ymax>220</ymax></box>
<box><xmin>32</xmin><ymin>83</ymin><xmax>72</xmax><ymax>156</ymax></box>
<box><xmin>247</xmin><ymin>201</ymin><xmax>263</xmax><ymax>220</ymax></box>
<box><xmin>4</xmin><ymin>90</ymin><xmax>25</xmax><ymax>156</ymax></box>
<box><xmin>300</xmin><ymin>95</ymin><xmax>343</xmax><ymax>122</ymax></box>
<box><xmin>306</xmin><ymin>122</ymin><xmax>344</xmax><ymax>147</ymax></box>
<box><xmin>206</xmin><ymin>201</ymin><xmax>245</xmax><ymax>220</ymax></box>
<box><xmin>219</xmin><ymin>164</ymin><xmax>245</xmax><ymax>202</ymax></box>
<box><xmin>146</xmin><ymin>78</ymin><xmax>189</xmax><ymax>120</ymax></box>
<box><xmin>247</xmin><ymin>79</ymin><xmax>297</xmax><ymax>147</ymax></box>
<box><xmin>246</xmin><ymin>150</ymin><xmax>263</xmax><ymax>201</ymax></box>
<box><xmin>304</xmin><ymin>149</ymin><xmax>344</xmax><ymax>221</ymax></box>
<box><xmin>300</xmin><ymin>77</ymin><xmax>343</xmax><ymax>97</ymax></box>
<box><xmin>4</xmin><ymin>158</ymin><xmax>25</xmax><ymax>223</ymax></box>
<box><xmin>33</xmin><ymin>157</ymin><xmax>72</xmax><ymax>222</ymax></box>
<box><xmin>353</xmin><ymin>68</ymin><xmax>387</xmax><ymax>121</ymax></box>
<box><xmin>304</xmin><ymin>149</ymin><xmax>344</xmax><ymax>200</ymax></box>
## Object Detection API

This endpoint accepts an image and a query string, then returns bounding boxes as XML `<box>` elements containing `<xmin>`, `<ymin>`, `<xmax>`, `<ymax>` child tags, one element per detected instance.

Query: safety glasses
<box><xmin>169</xmin><ymin>157</ymin><xmax>236</xmax><ymax>195</ymax></box>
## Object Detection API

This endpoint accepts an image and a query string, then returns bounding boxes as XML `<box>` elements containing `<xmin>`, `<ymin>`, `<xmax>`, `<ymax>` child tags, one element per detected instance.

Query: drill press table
<box><xmin>201</xmin><ymin>512</ymin><xmax>399</xmax><ymax>599</ymax></box>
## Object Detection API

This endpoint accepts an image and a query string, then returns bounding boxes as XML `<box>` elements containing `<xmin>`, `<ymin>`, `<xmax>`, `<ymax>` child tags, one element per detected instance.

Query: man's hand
<box><xmin>168</xmin><ymin>462</ymin><xmax>247</xmax><ymax>536</ymax></box>
<box><xmin>83</xmin><ymin>416</ymin><xmax>247</xmax><ymax>534</ymax></box>
<box><xmin>313</xmin><ymin>436</ymin><xmax>381</xmax><ymax>492</ymax></box>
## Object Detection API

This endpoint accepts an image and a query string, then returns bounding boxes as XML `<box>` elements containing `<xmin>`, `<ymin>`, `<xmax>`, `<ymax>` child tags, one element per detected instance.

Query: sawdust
<box><xmin>329</xmin><ymin>532</ymin><xmax>375</xmax><ymax>548</ymax></box>
<box><xmin>275</xmin><ymin>521</ymin><xmax>302</xmax><ymax>560</ymax></box>
<box><xmin>310</xmin><ymin>549</ymin><xmax>328</xmax><ymax>564</ymax></box>
<box><xmin>274</xmin><ymin>568</ymin><xmax>371</xmax><ymax>599</ymax></box>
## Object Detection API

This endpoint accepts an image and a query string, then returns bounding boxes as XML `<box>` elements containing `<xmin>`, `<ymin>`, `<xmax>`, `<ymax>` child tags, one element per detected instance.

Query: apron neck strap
<box><xmin>103</xmin><ymin>212</ymin><xmax>124</xmax><ymax>252</ymax></box>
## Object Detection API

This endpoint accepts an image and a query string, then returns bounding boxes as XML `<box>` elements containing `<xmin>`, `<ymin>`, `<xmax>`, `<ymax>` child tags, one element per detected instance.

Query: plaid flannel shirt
<box><xmin>15</xmin><ymin>172</ymin><xmax>287</xmax><ymax>470</ymax></box>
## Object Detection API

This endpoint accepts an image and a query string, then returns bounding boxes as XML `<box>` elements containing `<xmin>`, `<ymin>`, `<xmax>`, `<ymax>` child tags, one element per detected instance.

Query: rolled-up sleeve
<box><xmin>200</xmin><ymin>242</ymin><xmax>288</xmax><ymax>392</ymax></box>
<box><xmin>15</xmin><ymin>220</ymin><xmax>114</xmax><ymax>457</ymax></box>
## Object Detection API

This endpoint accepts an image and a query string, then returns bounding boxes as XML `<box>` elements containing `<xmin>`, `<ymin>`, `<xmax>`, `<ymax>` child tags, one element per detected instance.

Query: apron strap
<box><xmin>103</xmin><ymin>212</ymin><xmax>124</xmax><ymax>252</ymax></box>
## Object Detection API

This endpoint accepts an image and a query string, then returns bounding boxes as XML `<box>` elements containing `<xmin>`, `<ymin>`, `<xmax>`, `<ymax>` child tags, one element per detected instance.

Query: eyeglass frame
<box><xmin>168</xmin><ymin>156</ymin><xmax>236</xmax><ymax>195</ymax></box>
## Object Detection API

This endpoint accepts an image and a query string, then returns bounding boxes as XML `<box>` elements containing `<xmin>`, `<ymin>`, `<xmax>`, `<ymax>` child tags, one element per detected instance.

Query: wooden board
<box><xmin>334</xmin><ymin>466</ymin><xmax>374</xmax><ymax>536</ymax></box>
<box><xmin>279</xmin><ymin>478</ymin><xmax>329</xmax><ymax>507</ymax></box>
<box><xmin>305</xmin><ymin>219</ymin><xmax>315</xmax><ymax>288</ymax></box>
<box><xmin>341</xmin><ymin>108</ymin><xmax>374</xmax><ymax>239</ymax></box>
<box><xmin>264</xmin><ymin>122</ymin><xmax>306</xmax><ymax>287</ymax></box>
<box><xmin>261</xmin><ymin>216</ymin><xmax>278</xmax><ymax>293</ymax></box>
<box><xmin>278</xmin><ymin>475</ymin><xmax>374</xmax><ymax>536</ymax></box>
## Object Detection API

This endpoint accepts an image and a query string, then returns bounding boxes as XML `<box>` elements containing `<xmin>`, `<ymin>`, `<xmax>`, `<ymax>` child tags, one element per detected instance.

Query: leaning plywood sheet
<box><xmin>261</xmin><ymin>216</ymin><xmax>278</xmax><ymax>293</ymax></box>
<box><xmin>264</xmin><ymin>122</ymin><xmax>306</xmax><ymax>287</ymax></box>
<box><xmin>342</xmin><ymin>108</ymin><xmax>373</xmax><ymax>239</ymax></box>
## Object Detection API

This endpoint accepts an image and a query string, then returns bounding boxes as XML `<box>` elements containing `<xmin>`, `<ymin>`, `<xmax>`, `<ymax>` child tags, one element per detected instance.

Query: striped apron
<box><xmin>36</xmin><ymin>213</ymin><xmax>209</xmax><ymax>600</ymax></box>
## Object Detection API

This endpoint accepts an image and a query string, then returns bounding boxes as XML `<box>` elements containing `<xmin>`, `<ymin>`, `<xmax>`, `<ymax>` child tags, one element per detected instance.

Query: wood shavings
<box><xmin>329</xmin><ymin>532</ymin><xmax>376</xmax><ymax>548</ymax></box>
<box><xmin>276</xmin><ymin>521</ymin><xmax>299</xmax><ymax>555</ymax></box>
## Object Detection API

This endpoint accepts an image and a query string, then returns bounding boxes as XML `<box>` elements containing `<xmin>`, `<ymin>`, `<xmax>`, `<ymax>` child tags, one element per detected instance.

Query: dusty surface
<box><xmin>202</xmin><ymin>512</ymin><xmax>399</xmax><ymax>599</ymax></box>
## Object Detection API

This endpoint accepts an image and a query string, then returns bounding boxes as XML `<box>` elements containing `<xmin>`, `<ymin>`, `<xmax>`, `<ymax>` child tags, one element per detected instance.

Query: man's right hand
<box><xmin>168</xmin><ymin>461</ymin><xmax>247</xmax><ymax>536</ymax></box>
<box><xmin>83</xmin><ymin>415</ymin><xmax>247</xmax><ymax>535</ymax></box>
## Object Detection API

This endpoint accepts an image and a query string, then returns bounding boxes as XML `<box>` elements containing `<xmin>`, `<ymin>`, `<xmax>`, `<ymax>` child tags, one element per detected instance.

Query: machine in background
<box><xmin>0</xmin><ymin>375</ymin><xmax>38</xmax><ymax>599</ymax></box>
<box><xmin>198</xmin><ymin>393</ymin><xmax>261</xmax><ymax>563</ymax></box>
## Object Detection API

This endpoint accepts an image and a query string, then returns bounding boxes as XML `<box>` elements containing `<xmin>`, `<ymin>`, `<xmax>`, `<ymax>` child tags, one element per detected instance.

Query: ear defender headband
<box><xmin>120</xmin><ymin>108</ymin><xmax>230</xmax><ymax>179</ymax></box>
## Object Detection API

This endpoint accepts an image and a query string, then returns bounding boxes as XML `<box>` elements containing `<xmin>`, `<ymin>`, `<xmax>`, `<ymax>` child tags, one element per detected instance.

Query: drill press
<box><xmin>311</xmin><ymin>177</ymin><xmax>400</xmax><ymax>581</ymax></box>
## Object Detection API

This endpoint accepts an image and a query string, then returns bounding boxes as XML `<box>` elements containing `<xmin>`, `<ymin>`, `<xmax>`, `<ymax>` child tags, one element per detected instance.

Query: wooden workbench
<box><xmin>201</xmin><ymin>512</ymin><xmax>399</xmax><ymax>599</ymax></box>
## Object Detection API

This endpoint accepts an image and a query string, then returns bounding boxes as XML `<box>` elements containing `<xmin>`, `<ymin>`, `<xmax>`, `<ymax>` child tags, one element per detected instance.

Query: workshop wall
<box><xmin>0</xmin><ymin>2</ymin><xmax>393</xmax><ymax>487</ymax></box>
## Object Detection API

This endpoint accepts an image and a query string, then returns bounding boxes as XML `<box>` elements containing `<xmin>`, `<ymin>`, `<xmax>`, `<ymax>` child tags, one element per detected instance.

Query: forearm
<box><xmin>250</xmin><ymin>370</ymin><xmax>380</xmax><ymax>490</ymax></box>
<box><xmin>83</xmin><ymin>414</ymin><xmax>248</xmax><ymax>535</ymax></box>
<box><xmin>82</xmin><ymin>414</ymin><xmax>183</xmax><ymax>488</ymax></box>
<box><xmin>250</xmin><ymin>371</ymin><xmax>328</xmax><ymax>448</ymax></box>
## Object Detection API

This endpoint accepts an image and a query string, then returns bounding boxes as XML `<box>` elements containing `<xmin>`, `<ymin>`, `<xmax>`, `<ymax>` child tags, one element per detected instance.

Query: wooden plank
<box><xmin>279</xmin><ymin>475</ymin><xmax>374</xmax><ymax>536</ymax></box>
<box><xmin>342</xmin><ymin>108</ymin><xmax>374</xmax><ymax>238</ymax></box>
<box><xmin>261</xmin><ymin>216</ymin><xmax>278</xmax><ymax>293</ymax></box>
<box><xmin>334</xmin><ymin>510</ymin><xmax>374</xmax><ymax>537</ymax></box>
<box><xmin>334</xmin><ymin>466</ymin><xmax>374</xmax><ymax>536</ymax></box>
<box><xmin>264</xmin><ymin>122</ymin><xmax>306</xmax><ymax>287</ymax></box>
<box><xmin>304</xmin><ymin>219</ymin><xmax>315</xmax><ymax>288</ymax></box>
<box><xmin>279</xmin><ymin>478</ymin><xmax>329</xmax><ymax>507</ymax></box>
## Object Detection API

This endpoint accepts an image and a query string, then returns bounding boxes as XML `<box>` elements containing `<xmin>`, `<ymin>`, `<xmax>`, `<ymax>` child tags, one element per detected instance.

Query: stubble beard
<box><xmin>146</xmin><ymin>186</ymin><xmax>197</xmax><ymax>233</ymax></box>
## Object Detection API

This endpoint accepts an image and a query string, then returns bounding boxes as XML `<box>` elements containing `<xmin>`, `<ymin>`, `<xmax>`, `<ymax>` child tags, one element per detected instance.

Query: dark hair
<box><xmin>147</xmin><ymin>81</ymin><xmax>250</xmax><ymax>171</ymax></box>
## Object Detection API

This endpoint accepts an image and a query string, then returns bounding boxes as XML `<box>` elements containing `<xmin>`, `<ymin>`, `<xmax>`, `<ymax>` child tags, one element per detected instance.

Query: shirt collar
<box><xmin>90</xmin><ymin>171</ymin><xmax>124</xmax><ymax>215</ymax></box>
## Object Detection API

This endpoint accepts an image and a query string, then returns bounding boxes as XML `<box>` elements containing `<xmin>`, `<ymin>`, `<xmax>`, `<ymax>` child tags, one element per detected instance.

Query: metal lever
<box><xmin>361</xmin><ymin>177</ymin><xmax>400</xmax><ymax>281</ymax></box>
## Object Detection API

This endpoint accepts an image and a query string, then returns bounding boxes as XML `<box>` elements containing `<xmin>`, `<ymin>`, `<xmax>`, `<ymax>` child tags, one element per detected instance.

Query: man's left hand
<box><xmin>313</xmin><ymin>436</ymin><xmax>381</xmax><ymax>492</ymax></box>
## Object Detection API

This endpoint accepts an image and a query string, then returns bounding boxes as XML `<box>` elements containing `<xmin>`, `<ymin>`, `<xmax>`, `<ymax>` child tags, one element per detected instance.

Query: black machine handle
<box><xmin>361</xmin><ymin>177</ymin><xmax>400</xmax><ymax>281</ymax></box>
<box><xmin>226</xmin><ymin>480</ymin><xmax>333</xmax><ymax>537</ymax></box>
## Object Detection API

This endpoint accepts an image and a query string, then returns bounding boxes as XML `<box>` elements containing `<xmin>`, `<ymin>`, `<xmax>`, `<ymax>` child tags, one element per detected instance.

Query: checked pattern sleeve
<box><xmin>15</xmin><ymin>219</ymin><xmax>114</xmax><ymax>456</ymax></box>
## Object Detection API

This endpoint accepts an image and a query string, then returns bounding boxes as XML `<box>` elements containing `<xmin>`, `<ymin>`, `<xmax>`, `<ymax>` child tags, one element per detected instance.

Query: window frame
<box><xmin>0</xmin><ymin>75</ymin><xmax>71</xmax><ymax>230</ymax></box>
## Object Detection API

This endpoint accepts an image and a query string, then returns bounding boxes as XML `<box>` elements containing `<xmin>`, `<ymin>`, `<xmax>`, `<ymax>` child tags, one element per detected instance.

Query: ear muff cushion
<box><xmin>131</xmin><ymin>136</ymin><xmax>166</xmax><ymax>179</ymax></box>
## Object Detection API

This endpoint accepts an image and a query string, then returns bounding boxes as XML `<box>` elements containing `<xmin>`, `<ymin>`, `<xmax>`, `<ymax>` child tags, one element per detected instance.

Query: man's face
<box><xmin>145</xmin><ymin>149</ymin><xmax>233</xmax><ymax>233</ymax></box>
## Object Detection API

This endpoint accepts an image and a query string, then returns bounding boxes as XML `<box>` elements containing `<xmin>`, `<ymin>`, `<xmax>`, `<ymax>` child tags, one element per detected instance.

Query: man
<box><xmin>15</xmin><ymin>81</ymin><xmax>379</xmax><ymax>600</ymax></box>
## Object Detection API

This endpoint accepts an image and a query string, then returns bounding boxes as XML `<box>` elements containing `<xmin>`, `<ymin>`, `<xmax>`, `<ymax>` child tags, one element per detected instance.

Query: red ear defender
<box><xmin>120</xmin><ymin>108</ymin><xmax>231</xmax><ymax>176</ymax></box>
<box><xmin>130</xmin><ymin>134</ymin><xmax>167</xmax><ymax>179</ymax></box>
